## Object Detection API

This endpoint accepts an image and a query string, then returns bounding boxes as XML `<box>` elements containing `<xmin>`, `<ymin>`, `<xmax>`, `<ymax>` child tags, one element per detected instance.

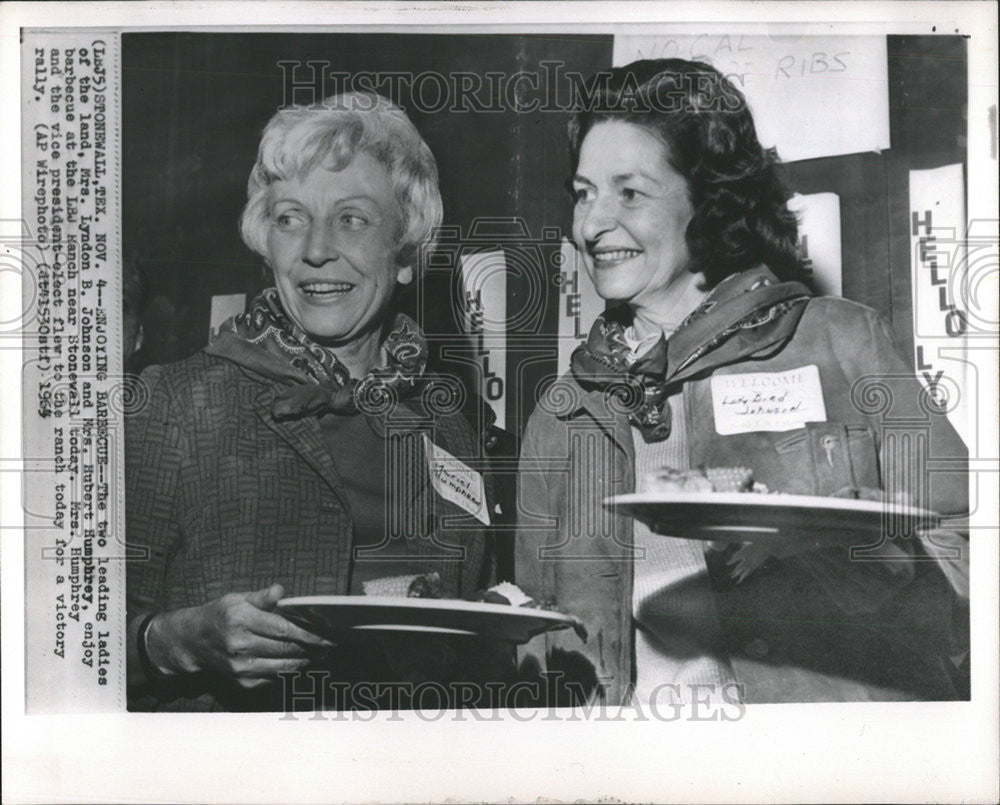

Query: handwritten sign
<box><xmin>711</xmin><ymin>365</ymin><xmax>827</xmax><ymax>434</ymax></box>
<box><xmin>909</xmin><ymin>164</ymin><xmax>969</xmax><ymax>444</ymax></box>
<box><xmin>423</xmin><ymin>435</ymin><xmax>490</xmax><ymax>525</ymax></box>
<box><xmin>612</xmin><ymin>34</ymin><xmax>890</xmax><ymax>163</ymax></box>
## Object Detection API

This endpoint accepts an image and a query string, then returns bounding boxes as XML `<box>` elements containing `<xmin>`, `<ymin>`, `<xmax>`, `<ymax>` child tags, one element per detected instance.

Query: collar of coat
<box><xmin>550</xmin><ymin>265</ymin><xmax>812</xmax><ymax>423</ymax></box>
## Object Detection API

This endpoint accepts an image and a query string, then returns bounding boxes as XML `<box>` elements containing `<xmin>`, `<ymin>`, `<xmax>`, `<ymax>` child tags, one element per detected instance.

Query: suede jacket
<box><xmin>516</xmin><ymin>269</ymin><xmax>969</xmax><ymax>705</ymax></box>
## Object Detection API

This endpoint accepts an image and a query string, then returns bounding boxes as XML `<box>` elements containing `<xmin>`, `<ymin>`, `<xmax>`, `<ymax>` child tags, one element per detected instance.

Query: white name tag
<box><xmin>423</xmin><ymin>435</ymin><xmax>490</xmax><ymax>525</ymax></box>
<box><xmin>711</xmin><ymin>365</ymin><xmax>827</xmax><ymax>435</ymax></box>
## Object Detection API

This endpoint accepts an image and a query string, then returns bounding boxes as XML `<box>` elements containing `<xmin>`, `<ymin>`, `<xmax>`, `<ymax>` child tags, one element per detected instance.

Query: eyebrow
<box><xmin>333</xmin><ymin>194</ymin><xmax>381</xmax><ymax>206</ymax></box>
<box><xmin>269</xmin><ymin>194</ymin><xmax>382</xmax><ymax>207</ymax></box>
<box><xmin>571</xmin><ymin>172</ymin><xmax>660</xmax><ymax>186</ymax></box>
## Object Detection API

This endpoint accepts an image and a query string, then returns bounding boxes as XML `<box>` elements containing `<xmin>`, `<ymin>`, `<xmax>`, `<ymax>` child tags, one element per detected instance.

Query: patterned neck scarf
<box><xmin>570</xmin><ymin>268</ymin><xmax>812</xmax><ymax>443</ymax></box>
<box><xmin>206</xmin><ymin>288</ymin><xmax>427</xmax><ymax>420</ymax></box>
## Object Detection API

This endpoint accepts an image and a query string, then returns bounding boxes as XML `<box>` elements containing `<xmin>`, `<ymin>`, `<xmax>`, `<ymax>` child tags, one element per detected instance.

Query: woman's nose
<box><xmin>302</xmin><ymin>223</ymin><xmax>339</xmax><ymax>267</ymax></box>
<box><xmin>578</xmin><ymin>196</ymin><xmax>618</xmax><ymax>242</ymax></box>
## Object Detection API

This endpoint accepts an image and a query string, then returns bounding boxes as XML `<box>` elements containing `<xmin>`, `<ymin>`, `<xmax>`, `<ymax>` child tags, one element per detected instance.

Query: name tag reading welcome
<box><xmin>711</xmin><ymin>365</ymin><xmax>827</xmax><ymax>435</ymax></box>
<box><xmin>423</xmin><ymin>435</ymin><xmax>491</xmax><ymax>525</ymax></box>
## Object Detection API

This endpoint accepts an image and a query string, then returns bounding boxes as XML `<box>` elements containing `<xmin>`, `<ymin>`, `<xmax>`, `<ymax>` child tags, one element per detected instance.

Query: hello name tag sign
<box><xmin>423</xmin><ymin>435</ymin><xmax>491</xmax><ymax>525</ymax></box>
<box><xmin>711</xmin><ymin>365</ymin><xmax>827</xmax><ymax>435</ymax></box>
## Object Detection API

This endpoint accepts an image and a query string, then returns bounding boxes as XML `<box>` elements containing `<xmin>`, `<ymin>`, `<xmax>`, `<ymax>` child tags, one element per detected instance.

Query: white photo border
<box><xmin>2</xmin><ymin>2</ymin><xmax>997</xmax><ymax>803</ymax></box>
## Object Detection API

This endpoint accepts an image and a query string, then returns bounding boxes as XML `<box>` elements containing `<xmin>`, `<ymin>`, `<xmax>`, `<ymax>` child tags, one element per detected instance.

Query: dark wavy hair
<box><xmin>568</xmin><ymin>58</ymin><xmax>803</xmax><ymax>287</ymax></box>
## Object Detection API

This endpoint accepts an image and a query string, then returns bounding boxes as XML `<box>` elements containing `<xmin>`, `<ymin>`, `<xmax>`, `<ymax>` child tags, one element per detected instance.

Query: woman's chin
<box><xmin>287</xmin><ymin>306</ymin><xmax>360</xmax><ymax>343</ymax></box>
<box><xmin>586</xmin><ymin>278</ymin><xmax>619</xmax><ymax>300</ymax></box>
<box><xmin>292</xmin><ymin>315</ymin><xmax>353</xmax><ymax>344</ymax></box>
<box><xmin>593</xmin><ymin>285</ymin><xmax>636</xmax><ymax>305</ymax></box>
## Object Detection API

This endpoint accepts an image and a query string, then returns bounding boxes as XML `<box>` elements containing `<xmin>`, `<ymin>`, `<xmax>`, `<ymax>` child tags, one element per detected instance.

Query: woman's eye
<box><xmin>573</xmin><ymin>187</ymin><xmax>594</xmax><ymax>204</ymax></box>
<box><xmin>341</xmin><ymin>213</ymin><xmax>369</xmax><ymax>229</ymax></box>
<box><xmin>274</xmin><ymin>212</ymin><xmax>305</xmax><ymax>231</ymax></box>
<box><xmin>620</xmin><ymin>187</ymin><xmax>642</xmax><ymax>203</ymax></box>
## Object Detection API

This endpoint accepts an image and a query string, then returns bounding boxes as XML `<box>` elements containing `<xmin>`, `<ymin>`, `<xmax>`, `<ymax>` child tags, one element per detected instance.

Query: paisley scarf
<box><xmin>570</xmin><ymin>268</ymin><xmax>812</xmax><ymax>442</ymax></box>
<box><xmin>205</xmin><ymin>288</ymin><xmax>427</xmax><ymax>420</ymax></box>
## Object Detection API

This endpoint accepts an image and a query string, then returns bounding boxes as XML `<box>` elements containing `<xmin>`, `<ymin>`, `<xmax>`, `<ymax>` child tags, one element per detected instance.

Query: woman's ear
<box><xmin>396</xmin><ymin>264</ymin><xmax>414</xmax><ymax>285</ymax></box>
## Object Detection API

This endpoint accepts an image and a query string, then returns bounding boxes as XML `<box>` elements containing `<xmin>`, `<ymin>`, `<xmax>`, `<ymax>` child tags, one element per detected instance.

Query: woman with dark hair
<box><xmin>516</xmin><ymin>59</ymin><xmax>968</xmax><ymax>705</ymax></box>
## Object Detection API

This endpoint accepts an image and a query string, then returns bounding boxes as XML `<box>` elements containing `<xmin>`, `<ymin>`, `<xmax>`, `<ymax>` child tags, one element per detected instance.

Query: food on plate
<box><xmin>363</xmin><ymin>574</ymin><xmax>537</xmax><ymax>608</ymax></box>
<box><xmin>362</xmin><ymin>571</ymin><xmax>444</xmax><ymax>599</ymax></box>
<box><xmin>474</xmin><ymin>581</ymin><xmax>538</xmax><ymax>607</ymax></box>
<box><xmin>642</xmin><ymin>466</ymin><xmax>770</xmax><ymax>494</ymax></box>
<box><xmin>644</xmin><ymin>466</ymin><xmax>715</xmax><ymax>493</ymax></box>
<box><xmin>475</xmin><ymin>582</ymin><xmax>588</xmax><ymax>642</ymax></box>
<box><xmin>362</xmin><ymin>576</ymin><xmax>588</xmax><ymax>642</ymax></box>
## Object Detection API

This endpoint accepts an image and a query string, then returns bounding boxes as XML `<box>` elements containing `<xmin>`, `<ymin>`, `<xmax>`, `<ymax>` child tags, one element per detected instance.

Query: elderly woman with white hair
<box><xmin>126</xmin><ymin>93</ymin><xmax>500</xmax><ymax>711</ymax></box>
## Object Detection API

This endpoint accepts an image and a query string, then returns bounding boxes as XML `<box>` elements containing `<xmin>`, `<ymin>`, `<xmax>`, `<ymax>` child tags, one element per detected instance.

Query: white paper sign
<box><xmin>613</xmin><ymin>34</ymin><xmax>890</xmax><ymax>163</ymax></box>
<box><xmin>423</xmin><ymin>435</ymin><xmax>490</xmax><ymax>525</ymax></box>
<box><xmin>459</xmin><ymin>250</ymin><xmax>507</xmax><ymax>429</ymax></box>
<box><xmin>909</xmin><ymin>164</ymin><xmax>969</xmax><ymax>444</ymax></box>
<box><xmin>788</xmin><ymin>192</ymin><xmax>843</xmax><ymax>297</ymax></box>
<box><xmin>208</xmin><ymin>293</ymin><xmax>246</xmax><ymax>339</ymax></box>
<box><xmin>711</xmin><ymin>364</ymin><xmax>827</xmax><ymax>434</ymax></box>
<box><xmin>556</xmin><ymin>238</ymin><xmax>605</xmax><ymax>375</ymax></box>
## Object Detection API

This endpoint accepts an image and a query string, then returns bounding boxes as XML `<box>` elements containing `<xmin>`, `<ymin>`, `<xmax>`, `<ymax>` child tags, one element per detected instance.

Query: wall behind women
<box><xmin>123</xmin><ymin>33</ymin><xmax>966</xmax><ymax>438</ymax></box>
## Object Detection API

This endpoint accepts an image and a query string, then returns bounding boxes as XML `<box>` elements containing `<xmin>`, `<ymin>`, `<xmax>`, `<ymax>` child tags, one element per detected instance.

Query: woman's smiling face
<box><xmin>571</xmin><ymin>120</ymin><xmax>695</xmax><ymax>310</ymax></box>
<box><xmin>266</xmin><ymin>151</ymin><xmax>411</xmax><ymax>345</ymax></box>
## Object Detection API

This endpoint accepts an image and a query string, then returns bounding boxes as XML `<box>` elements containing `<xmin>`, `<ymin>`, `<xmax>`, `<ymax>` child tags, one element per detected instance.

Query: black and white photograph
<box><xmin>2</xmin><ymin>2</ymin><xmax>998</xmax><ymax>803</ymax></box>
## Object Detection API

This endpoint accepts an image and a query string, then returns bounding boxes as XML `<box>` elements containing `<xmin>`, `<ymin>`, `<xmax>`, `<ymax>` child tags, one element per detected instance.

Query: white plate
<box><xmin>605</xmin><ymin>491</ymin><xmax>940</xmax><ymax>547</ymax></box>
<box><xmin>277</xmin><ymin>596</ymin><xmax>584</xmax><ymax>645</ymax></box>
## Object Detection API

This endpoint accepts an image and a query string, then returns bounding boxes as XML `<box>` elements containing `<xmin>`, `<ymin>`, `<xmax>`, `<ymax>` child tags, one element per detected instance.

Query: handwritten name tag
<box><xmin>423</xmin><ymin>435</ymin><xmax>490</xmax><ymax>525</ymax></box>
<box><xmin>711</xmin><ymin>365</ymin><xmax>827</xmax><ymax>435</ymax></box>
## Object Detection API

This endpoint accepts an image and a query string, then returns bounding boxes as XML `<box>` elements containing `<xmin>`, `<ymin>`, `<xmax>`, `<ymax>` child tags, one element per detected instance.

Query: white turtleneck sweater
<box><xmin>622</xmin><ymin>320</ymin><xmax>738</xmax><ymax>708</ymax></box>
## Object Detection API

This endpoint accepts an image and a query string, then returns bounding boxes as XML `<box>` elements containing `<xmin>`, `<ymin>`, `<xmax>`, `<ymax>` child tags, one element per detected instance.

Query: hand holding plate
<box><xmin>144</xmin><ymin>584</ymin><xmax>335</xmax><ymax>688</ymax></box>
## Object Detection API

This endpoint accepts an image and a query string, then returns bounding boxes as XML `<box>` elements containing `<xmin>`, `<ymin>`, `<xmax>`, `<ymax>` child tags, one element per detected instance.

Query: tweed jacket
<box><xmin>516</xmin><ymin>273</ymin><xmax>968</xmax><ymax>705</ymax></box>
<box><xmin>126</xmin><ymin>349</ymin><xmax>493</xmax><ymax>709</ymax></box>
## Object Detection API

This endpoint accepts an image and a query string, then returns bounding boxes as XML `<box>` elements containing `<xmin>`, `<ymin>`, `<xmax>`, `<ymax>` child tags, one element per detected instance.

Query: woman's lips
<box><xmin>590</xmin><ymin>248</ymin><xmax>643</xmax><ymax>267</ymax></box>
<box><xmin>299</xmin><ymin>281</ymin><xmax>355</xmax><ymax>298</ymax></box>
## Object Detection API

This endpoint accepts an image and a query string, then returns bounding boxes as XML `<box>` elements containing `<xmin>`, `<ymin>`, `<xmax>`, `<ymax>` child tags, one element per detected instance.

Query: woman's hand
<box><xmin>725</xmin><ymin>538</ymin><xmax>812</xmax><ymax>583</ymax></box>
<box><xmin>143</xmin><ymin>584</ymin><xmax>333</xmax><ymax>688</ymax></box>
<box><xmin>726</xmin><ymin>542</ymin><xmax>774</xmax><ymax>583</ymax></box>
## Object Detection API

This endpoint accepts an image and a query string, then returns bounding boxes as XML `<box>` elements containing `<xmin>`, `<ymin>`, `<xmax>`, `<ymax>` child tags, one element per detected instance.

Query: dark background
<box><xmin>122</xmin><ymin>33</ymin><xmax>967</xmax><ymax>439</ymax></box>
